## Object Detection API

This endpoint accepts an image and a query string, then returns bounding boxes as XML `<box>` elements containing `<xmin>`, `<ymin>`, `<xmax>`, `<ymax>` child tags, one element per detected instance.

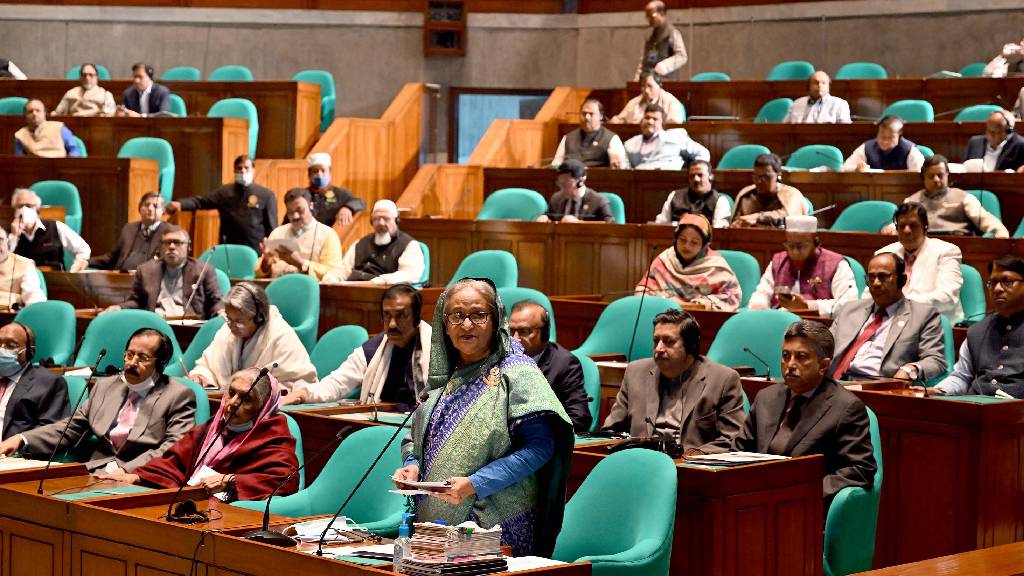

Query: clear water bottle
<box><xmin>393</xmin><ymin>515</ymin><xmax>412</xmax><ymax>573</ymax></box>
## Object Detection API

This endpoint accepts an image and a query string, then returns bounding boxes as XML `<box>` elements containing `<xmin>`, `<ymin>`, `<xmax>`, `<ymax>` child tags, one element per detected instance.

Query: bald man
<box><xmin>323</xmin><ymin>200</ymin><xmax>425</xmax><ymax>285</ymax></box>
<box><xmin>784</xmin><ymin>71</ymin><xmax>851</xmax><ymax>124</ymax></box>
<box><xmin>964</xmin><ymin>110</ymin><xmax>1024</xmax><ymax>172</ymax></box>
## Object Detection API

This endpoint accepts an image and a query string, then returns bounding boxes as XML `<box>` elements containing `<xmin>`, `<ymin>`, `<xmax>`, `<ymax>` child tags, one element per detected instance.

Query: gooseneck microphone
<box><xmin>178</xmin><ymin>245</ymin><xmax>215</xmax><ymax>323</ymax></box>
<box><xmin>743</xmin><ymin>347</ymin><xmax>772</xmax><ymax>381</ymax></box>
<box><xmin>242</xmin><ymin>425</ymin><xmax>355</xmax><ymax>547</ymax></box>
<box><xmin>37</xmin><ymin>348</ymin><xmax>106</xmax><ymax>495</ymax></box>
<box><xmin>626</xmin><ymin>245</ymin><xmax>663</xmax><ymax>362</ymax></box>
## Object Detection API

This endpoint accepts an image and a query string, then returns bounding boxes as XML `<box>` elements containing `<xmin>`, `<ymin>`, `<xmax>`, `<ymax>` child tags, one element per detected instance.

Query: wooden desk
<box><xmin>0</xmin><ymin>79</ymin><xmax>321</xmax><ymax>159</ymax></box>
<box><xmin>853</xmin><ymin>540</ymin><xmax>1024</xmax><ymax>576</ymax></box>
<box><xmin>0</xmin><ymin>156</ymin><xmax>158</xmax><ymax>253</ymax></box>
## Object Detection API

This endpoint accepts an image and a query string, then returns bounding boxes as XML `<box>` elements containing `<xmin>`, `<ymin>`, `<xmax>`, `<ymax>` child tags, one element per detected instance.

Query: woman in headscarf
<box><xmin>636</xmin><ymin>212</ymin><xmax>742</xmax><ymax>311</ymax></box>
<box><xmin>101</xmin><ymin>367</ymin><xmax>298</xmax><ymax>502</ymax></box>
<box><xmin>392</xmin><ymin>278</ymin><xmax>574</xmax><ymax>557</ymax></box>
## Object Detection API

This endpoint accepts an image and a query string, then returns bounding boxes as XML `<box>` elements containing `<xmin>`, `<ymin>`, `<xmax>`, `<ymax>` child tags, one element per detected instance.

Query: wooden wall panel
<box><xmin>0</xmin><ymin>517</ymin><xmax>64</xmax><ymax>576</ymax></box>
<box><xmin>72</xmin><ymin>534</ymin><xmax>200</xmax><ymax>576</ymax></box>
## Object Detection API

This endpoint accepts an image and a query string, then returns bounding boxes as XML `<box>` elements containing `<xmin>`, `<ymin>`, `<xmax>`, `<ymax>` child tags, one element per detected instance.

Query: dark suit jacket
<box><xmin>603</xmin><ymin>356</ymin><xmax>746</xmax><ymax>450</ymax></box>
<box><xmin>120</xmin><ymin>82</ymin><xmax>171</xmax><ymax>115</ymax></box>
<box><xmin>724</xmin><ymin>379</ymin><xmax>876</xmax><ymax>510</ymax></box>
<box><xmin>121</xmin><ymin>257</ymin><xmax>223</xmax><ymax>319</ymax></box>
<box><xmin>547</xmin><ymin>188</ymin><xmax>615</xmax><ymax>223</ymax></box>
<box><xmin>964</xmin><ymin>133</ymin><xmax>1024</xmax><ymax>171</ymax></box>
<box><xmin>534</xmin><ymin>341</ymin><xmax>591</xmax><ymax>432</ymax></box>
<box><xmin>89</xmin><ymin>221</ymin><xmax>170</xmax><ymax>272</ymax></box>
<box><xmin>2</xmin><ymin>365</ymin><xmax>69</xmax><ymax>438</ymax></box>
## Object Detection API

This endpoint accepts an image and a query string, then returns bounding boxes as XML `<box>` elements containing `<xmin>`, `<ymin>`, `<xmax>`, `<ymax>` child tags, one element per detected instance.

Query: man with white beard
<box><xmin>323</xmin><ymin>200</ymin><xmax>425</xmax><ymax>285</ymax></box>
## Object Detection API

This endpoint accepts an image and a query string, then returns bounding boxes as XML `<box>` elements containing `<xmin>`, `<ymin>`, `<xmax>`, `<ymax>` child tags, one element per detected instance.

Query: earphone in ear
<box><xmin>12</xmin><ymin>322</ymin><xmax>34</xmax><ymax>363</ymax></box>
<box><xmin>127</xmin><ymin>327</ymin><xmax>173</xmax><ymax>374</ymax></box>
<box><xmin>1000</xmin><ymin>109</ymin><xmax>1015</xmax><ymax>133</ymax></box>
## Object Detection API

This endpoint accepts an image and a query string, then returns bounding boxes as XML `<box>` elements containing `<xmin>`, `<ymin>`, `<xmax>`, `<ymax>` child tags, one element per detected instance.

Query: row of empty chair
<box><xmin>691</xmin><ymin>60</ymin><xmax>990</xmax><ymax>81</ymax></box>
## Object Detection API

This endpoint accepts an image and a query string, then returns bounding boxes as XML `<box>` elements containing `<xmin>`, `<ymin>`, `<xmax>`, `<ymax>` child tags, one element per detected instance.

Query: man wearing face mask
<box><xmin>323</xmin><ymin>199</ymin><xmax>425</xmax><ymax>284</ymax></box>
<box><xmin>257</xmin><ymin>189</ymin><xmax>342</xmax><ymax>281</ymax></box>
<box><xmin>89</xmin><ymin>192</ymin><xmax>170</xmax><ymax>272</ymax></box>
<box><xmin>287</xmin><ymin>152</ymin><xmax>366</xmax><ymax>228</ymax></box>
<box><xmin>53</xmin><ymin>63</ymin><xmax>116</xmax><ymax>117</ymax></box>
<box><xmin>842</xmin><ymin>116</ymin><xmax>924</xmax><ymax>173</ymax></box>
<box><xmin>0</xmin><ymin>227</ymin><xmax>46</xmax><ymax>310</ymax></box>
<box><xmin>0</xmin><ymin>328</ymin><xmax>196</xmax><ymax>474</ymax></box>
<box><xmin>0</xmin><ymin>322</ymin><xmax>69</xmax><ymax>440</ymax></box>
<box><xmin>165</xmin><ymin>155</ymin><xmax>277</xmax><ymax>252</ymax></box>
<box><xmin>9</xmin><ymin>188</ymin><xmax>90</xmax><ymax>272</ymax></box>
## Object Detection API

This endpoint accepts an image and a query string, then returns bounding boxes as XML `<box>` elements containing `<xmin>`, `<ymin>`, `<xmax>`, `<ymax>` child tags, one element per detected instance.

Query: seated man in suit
<box><xmin>104</xmin><ymin>226</ymin><xmax>222</xmax><ymax>319</ymax></box>
<box><xmin>707</xmin><ymin>319</ymin><xmax>876</xmax><ymax>512</ymax></box>
<box><xmin>731</xmin><ymin>153</ymin><xmax>809</xmax><ymax>228</ymax></box>
<box><xmin>829</xmin><ymin>252</ymin><xmax>946</xmax><ymax>382</ymax></box>
<box><xmin>603</xmin><ymin>309</ymin><xmax>745</xmax><ymax>451</ymax></box>
<box><xmin>0</xmin><ymin>227</ymin><xmax>45</xmax><ymax>310</ymax></box>
<box><xmin>9</xmin><ymin>188</ymin><xmax>90</xmax><ymax>272</ymax></box>
<box><xmin>287</xmin><ymin>284</ymin><xmax>431</xmax><ymax>407</ymax></box>
<box><xmin>748</xmin><ymin>215</ymin><xmax>858</xmax><ymax>317</ymax></box>
<box><xmin>654</xmin><ymin>160</ymin><xmax>731</xmax><ymax>227</ymax></box>
<box><xmin>0</xmin><ymin>322</ymin><xmax>69</xmax><ymax>440</ymax></box>
<box><xmin>537</xmin><ymin>160</ymin><xmax>615</xmax><ymax>223</ymax></box>
<box><xmin>289</xmin><ymin>153</ymin><xmax>366</xmax><ymax>228</ymax></box>
<box><xmin>14</xmin><ymin>99</ymin><xmax>82</xmax><ymax>158</ymax></box>
<box><xmin>934</xmin><ymin>255</ymin><xmax>1024</xmax><ymax>397</ymax></box>
<box><xmin>89</xmin><ymin>192</ymin><xmax>170</xmax><ymax>272</ymax></box>
<box><xmin>117</xmin><ymin>62</ymin><xmax>170</xmax><ymax>117</ymax></box>
<box><xmin>623</xmin><ymin>104</ymin><xmax>710</xmax><ymax>170</ymax></box>
<box><xmin>257</xmin><ymin>188</ymin><xmax>342</xmax><ymax>281</ymax></box>
<box><xmin>322</xmin><ymin>200</ymin><xmax>425</xmax><ymax>285</ymax></box>
<box><xmin>784</xmin><ymin>71</ymin><xmax>852</xmax><ymax>124</ymax></box>
<box><xmin>53</xmin><ymin>63</ymin><xmax>116</xmax><ymax>117</ymax></box>
<box><xmin>509</xmin><ymin>300</ymin><xmax>591</xmax><ymax>432</ymax></box>
<box><xmin>964</xmin><ymin>110</ymin><xmax>1024</xmax><ymax>172</ymax></box>
<box><xmin>551</xmin><ymin>98</ymin><xmax>626</xmax><ymax>169</ymax></box>
<box><xmin>842</xmin><ymin>115</ymin><xmax>924</xmax><ymax>172</ymax></box>
<box><xmin>899</xmin><ymin>155</ymin><xmax>1008</xmax><ymax>237</ymax></box>
<box><xmin>0</xmin><ymin>328</ymin><xmax>197</xmax><ymax>473</ymax></box>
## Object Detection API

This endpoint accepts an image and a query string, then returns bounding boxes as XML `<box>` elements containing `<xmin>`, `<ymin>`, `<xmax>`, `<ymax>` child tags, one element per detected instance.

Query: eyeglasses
<box><xmin>444</xmin><ymin>311</ymin><xmax>491</xmax><ymax>326</ymax></box>
<box><xmin>123</xmin><ymin>350</ymin><xmax>156</xmax><ymax>364</ymax></box>
<box><xmin>867</xmin><ymin>273</ymin><xmax>896</xmax><ymax>283</ymax></box>
<box><xmin>987</xmin><ymin>279</ymin><xmax>1023</xmax><ymax>290</ymax></box>
<box><xmin>509</xmin><ymin>327</ymin><xmax>541</xmax><ymax>337</ymax></box>
<box><xmin>161</xmin><ymin>239</ymin><xmax>187</xmax><ymax>246</ymax></box>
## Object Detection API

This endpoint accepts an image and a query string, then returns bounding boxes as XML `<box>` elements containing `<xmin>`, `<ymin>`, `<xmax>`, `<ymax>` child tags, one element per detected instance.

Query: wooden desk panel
<box><xmin>854</xmin><ymin>540</ymin><xmax>1024</xmax><ymax>576</ymax></box>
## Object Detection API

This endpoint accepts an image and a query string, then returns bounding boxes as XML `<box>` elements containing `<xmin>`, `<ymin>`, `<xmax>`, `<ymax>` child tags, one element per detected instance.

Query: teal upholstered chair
<box><xmin>65</xmin><ymin>64</ymin><xmax>110</xmax><ymax>80</ymax></box>
<box><xmin>208</xmin><ymin>98</ymin><xmax>259</xmax><ymax>157</ymax></box>
<box><xmin>311</xmin><ymin>325</ymin><xmax>369</xmax><ymax>380</ymax></box>
<box><xmin>477</xmin><ymin>188</ymin><xmax>548</xmax><ymax>221</ymax></box>
<box><xmin>168</xmin><ymin>94</ymin><xmax>187</xmax><ymax>117</ymax></box>
<box><xmin>1015</xmin><ymin>217</ymin><xmax>1024</xmax><ymax>238</ymax></box>
<box><xmin>823</xmin><ymin>407</ymin><xmax>882</xmax><ymax>576</ymax></box>
<box><xmin>73</xmin><ymin>310</ymin><xmax>182</xmax><ymax>372</ymax></box>
<box><xmin>199</xmin><ymin>244</ymin><xmax>259</xmax><ymax>279</ymax></box>
<box><xmin>718</xmin><ymin>249</ymin><xmax>760</xmax><ymax>309</ymax></box>
<box><xmin>574</xmin><ymin>295</ymin><xmax>680</xmax><ymax>362</ymax></box>
<box><xmin>600</xmin><ymin>192</ymin><xmax>626</xmax><ymax>224</ymax></box>
<box><xmin>233</xmin><ymin>426</ymin><xmax>406</xmax><ymax>536</ymax></box>
<box><xmin>65</xmin><ymin>376</ymin><xmax>88</xmax><ymax>410</ymax></box>
<box><xmin>916</xmin><ymin>144</ymin><xmax>934</xmax><ymax>159</ymax></box>
<box><xmin>553</xmin><ymin>449</ymin><xmax>677</xmax><ymax>576</ymax></box>
<box><xmin>35</xmin><ymin>268</ymin><xmax>46</xmax><ymax>298</ymax></box>
<box><xmin>958</xmin><ymin>62</ymin><xmax>986</xmax><ymax>77</ymax></box>
<box><xmin>954</xmin><ymin>104</ymin><xmax>1002</xmax><ymax>123</ymax></box>
<box><xmin>831</xmin><ymin>201</ymin><xmax>898</xmax><ymax>233</ymax></box>
<box><xmin>166</xmin><ymin>316</ymin><xmax>226</xmax><ymax>377</ymax></box>
<box><xmin>161</xmin><ymin>66</ymin><xmax>201</xmax><ymax>81</ymax></box>
<box><xmin>767</xmin><ymin>60</ymin><xmax>814</xmax><ymax>81</ymax></box>
<box><xmin>293</xmin><ymin>70</ymin><xmax>336</xmax><ymax>132</ymax></box>
<box><xmin>117</xmin><ymin>137</ymin><xmax>175</xmax><ymax>202</ymax></box>
<box><xmin>15</xmin><ymin>300</ymin><xmax>76</xmax><ymax>365</ymax></box>
<box><xmin>28</xmin><ymin>180</ymin><xmax>83</xmax><ymax>234</ymax></box>
<box><xmin>755</xmin><ymin>98</ymin><xmax>793</xmax><ymax>123</ymax></box>
<box><xmin>965</xmin><ymin>189</ymin><xmax>1002</xmax><ymax>221</ymax></box>
<box><xmin>175</xmin><ymin>378</ymin><xmax>210</xmax><ymax>425</ymax></box>
<box><xmin>0</xmin><ymin>97</ymin><xmax>28</xmax><ymax>115</ymax></box>
<box><xmin>923</xmin><ymin>315</ymin><xmax>956</xmax><ymax>387</ymax></box>
<box><xmin>835</xmin><ymin>62</ymin><xmax>888</xmax><ymax>80</ymax></box>
<box><xmin>266</xmin><ymin>274</ymin><xmax>320</xmax><ymax>352</ymax></box>
<box><xmin>571</xmin><ymin>350</ymin><xmax>601</xmax><ymax>432</ymax></box>
<box><xmin>880</xmin><ymin>100</ymin><xmax>934</xmax><ymax>122</ymax></box>
<box><xmin>416</xmin><ymin>241</ymin><xmax>430</xmax><ymax>287</ymax></box>
<box><xmin>447</xmin><ymin>250</ymin><xmax>518</xmax><ymax>288</ymax></box>
<box><xmin>214</xmin><ymin>268</ymin><xmax>230</xmax><ymax>296</ymax></box>
<box><xmin>498</xmin><ymin>286</ymin><xmax>557</xmax><ymax>341</ymax></box>
<box><xmin>208</xmin><ymin>65</ymin><xmax>254</xmax><ymax>81</ymax></box>
<box><xmin>785</xmin><ymin>144</ymin><xmax>844</xmax><ymax>172</ymax></box>
<box><xmin>718</xmin><ymin>144</ymin><xmax>771</xmax><ymax>169</ymax></box>
<box><xmin>283</xmin><ymin>413</ymin><xmax>305</xmax><ymax>489</ymax></box>
<box><xmin>690</xmin><ymin>71</ymin><xmax>731</xmax><ymax>81</ymax></box>
<box><xmin>72</xmin><ymin>135</ymin><xmax>87</xmax><ymax>157</ymax></box>
<box><xmin>706</xmin><ymin>309</ymin><xmax>801</xmax><ymax>379</ymax></box>
<box><xmin>959</xmin><ymin>264</ymin><xmax>986</xmax><ymax>325</ymax></box>
<box><xmin>845</xmin><ymin>257</ymin><xmax>867</xmax><ymax>296</ymax></box>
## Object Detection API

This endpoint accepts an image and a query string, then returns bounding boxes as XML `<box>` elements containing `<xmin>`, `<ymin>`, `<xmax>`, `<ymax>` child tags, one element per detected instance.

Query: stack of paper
<box><xmin>401</xmin><ymin>521</ymin><xmax>506</xmax><ymax>574</ymax></box>
<box><xmin>684</xmin><ymin>452</ymin><xmax>790</xmax><ymax>467</ymax></box>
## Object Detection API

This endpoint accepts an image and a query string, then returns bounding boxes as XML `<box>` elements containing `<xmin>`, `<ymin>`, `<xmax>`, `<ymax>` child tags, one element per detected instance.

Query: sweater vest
<box><xmin>641</xmin><ymin>23</ymin><xmax>678</xmax><ymax>75</ymax></box>
<box><xmin>15</xmin><ymin>122</ymin><xmax>67</xmax><ymax>158</ymax></box>
<box><xmin>865</xmin><ymin>136</ymin><xmax>915</xmax><ymax>170</ymax></box>
<box><xmin>669</xmin><ymin>188</ymin><xmax>721</xmax><ymax>223</ymax></box>
<box><xmin>348</xmin><ymin>231</ymin><xmax>414</xmax><ymax>281</ymax></box>
<box><xmin>0</xmin><ymin>254</ymin><xmax>31</xmax><ymax>307</ymax></box>
<box><xmin>769</xmin><ymin>248</ymin><xmax>844</xmax><ymax>307</ymax></box>
<box><xmin>563</xmin><ymin>127</ymin><xmax>614</xmax><ymax>167</ymax></box>
<box><xmin>15</xmin><ymin>221</ymin><xmax>65</xmax><ymax>270</ymax></box>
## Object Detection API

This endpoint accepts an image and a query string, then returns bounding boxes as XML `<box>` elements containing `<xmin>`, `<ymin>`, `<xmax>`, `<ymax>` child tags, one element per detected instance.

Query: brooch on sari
<box><xmin>482</xmin><ymin>366</ymin><xmax>500</xmax><ymax>387</ymax></box>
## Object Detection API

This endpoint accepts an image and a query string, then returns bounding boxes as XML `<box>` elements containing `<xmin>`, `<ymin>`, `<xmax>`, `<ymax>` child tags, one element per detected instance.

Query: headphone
<box><xmin>875</xmin><ymin>253</ymin><xmax>908</xmax><ymax>289</ymax></box>
<box><xmin>133</xmin><ymin>62</ymin><xmax>155</xmax><ymax>80</ymax></box>
<box><xmin>997</xmin><ymin>109</ymin><xmax>1015</xmax><ymax>133</ymax></box>
<box><xmin>11</xmin><ymin>321</ymin><xmax>35</xmax><ymax>363</ymax></box>
<box><xmin>537</xmin><ymin>306</ymin><xmax>551</xmax><ymax>342</ymax></box>
<box><xmin>236</xmin><ymin>282</ymin><xmax>268</xmax><ymax>326</ymax></box>
<box><xmin>128</xmin><ymin>327</ymin><xmax>173</xmax><ymax>374</ymax></box>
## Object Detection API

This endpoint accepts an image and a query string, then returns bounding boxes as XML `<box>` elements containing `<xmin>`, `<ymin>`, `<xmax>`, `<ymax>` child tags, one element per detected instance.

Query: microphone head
<box><xmin>743</xmin><ymin>346</ymin><xmax>752</xmax><ymax>353</ymax></box>
<box><xmin>96</xmin><ymin>348</ymin><xmax>108</xmax><ymax>361</ymax></box>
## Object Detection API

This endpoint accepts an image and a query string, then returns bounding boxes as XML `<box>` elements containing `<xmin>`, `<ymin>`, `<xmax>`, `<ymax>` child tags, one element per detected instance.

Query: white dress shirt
<box><xmin>845</xmin><ymin>301</ymin><xmax>902</xmax><ymax>379</ymax></box>
<box><xmin>747</xmin><ymin>258</ymin><xmax>857</xmax><ymax>317</ymax></box>
<box><xmin>842</xmin><ymin>144</ymin><xmax>925</xmax><ymax>172</ymax></box>
<box><xmin>983</xmin><ymin>139</ymin><xmax>1007</xmax><ymax>172</ymax></box>
<box><xmin>11</xmin><ymin>220</ymin><xmax>91</xmax><ymax>264</ymax></box>
<box><xmin>137</xmin><ymin>84</ymin><xmax>153</xmax><ymax>116</ymax></box>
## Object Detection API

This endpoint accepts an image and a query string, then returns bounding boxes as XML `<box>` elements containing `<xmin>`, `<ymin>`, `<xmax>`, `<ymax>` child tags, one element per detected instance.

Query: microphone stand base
<box><xmin>240</xmin><ymin>529</ymin><xmax>297</xmax><ymax>548</ymax></box>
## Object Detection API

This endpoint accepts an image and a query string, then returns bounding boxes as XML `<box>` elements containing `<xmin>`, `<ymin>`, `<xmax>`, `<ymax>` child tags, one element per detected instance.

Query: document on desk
<box><xmin>685</xmin><ymin>452</ymin><xmax>790</xmax><ymax>467</ymax></box>
<box><xmin>0</xmin><ymin>457</ymin><xmax>52</xmax><ymax>471</ymax></box>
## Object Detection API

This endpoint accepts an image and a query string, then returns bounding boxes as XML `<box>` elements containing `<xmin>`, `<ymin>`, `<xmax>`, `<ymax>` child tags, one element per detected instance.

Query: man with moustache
<box><xmin>53</xmin><ymin>63</ymin><xmax>116</xmax><ymax>117</ymax></box>
<box><xmin>89</xmin><ymin>192</ymin><xmax>171</xmax><ymax>272</ymax></box>
<box><xmin>731</xmin><ymin>153</ymin><xmax>809</xmax><ymax>228</ymax></box>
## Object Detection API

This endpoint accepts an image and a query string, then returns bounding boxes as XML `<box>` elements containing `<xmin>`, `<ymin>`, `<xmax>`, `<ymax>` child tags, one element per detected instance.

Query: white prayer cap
<box><xmin>307</xmin><ymin>152</ymin><xmax>332</xmax><ymax>168</ymax></box>
<box><xmin>961</xmin><ymin>158</ymin><xmax>984</xmax><ymax>173</ymax></box>
<box><xmin>373</xmin><ymin>199</ymin><xmax>399</xmax><ymax>217</ymax></box>
<box><xmin>785</xmin><ymin>215</ymin><xmax>818</xmax><ymax>233</ymax></box>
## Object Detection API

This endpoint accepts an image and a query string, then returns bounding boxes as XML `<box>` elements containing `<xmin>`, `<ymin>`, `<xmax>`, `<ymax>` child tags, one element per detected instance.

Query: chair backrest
<box><xmin>117</xmin><ymin>137</ymin><xmax>175</xmax><ymax>202</ymax></box>
<box><xmin>35</xmin><ymin>267</ymin><xmax>47</xmax><ymax>298</ymax></box>
<box><xmin>198</xmin><ymin>244</ymin><xmax>259</xmax><ymax>279</ymax></box>
<box><xmin>755</xmin><ymin>98</ymin><xmax>793</xmax><ymax>123</ymax></box>
<box><xmin>73</xmin><ymin>309</ymin><xmax>183</xmax><ymax>372</ymax></box>
<box><xmin>208</xmin><ymin>98</ymin><xmax>259</xmax><ymax>157</ymax></box>
<box><xmin>690</xmin><ymin>71</ymin><xmax>731</xmax><ymax>81</ymax></box>
<box><xmin>28</xmin><ymin>180</ymin><xmax>83</xmax><ymax>234</ymax></box>
<box><xmin>915</xmin><ymin>144</ymin><xmax>934</xmax><ymax>159</ymax></box>
<box><xmin>599</xmin><ymin>192</ymin><xmax>626</xmax><ymax>224</ymax></box>
<box><xmin>785</xmin><ymin>144</ymin><xmax>844</xmax><ymax>171</ymax></box>
<box><xmin>498</xmin><ymin>286</ymin><xmax>557</xmax><ymax>342</ymax></box>
<box><xmin>573</xmin><ymin>295</ymin><xmax>681</xmax><ymax>361</ymax></box>
<box><xmin>717</xmin><ymin>249</ymin><xmax>760</xmax><ymax>308</ymax></box>
<box><xmin>283</xmin><ymin>413</ymin><xmax>305</xmax><ymax>489</ymax></box>
<box><xmin>476</xmin><ymin>188</ymin><xmax>548</xmax><ymax>221</ymax></box>
<box><xmin>71</xmin><ymin>135</ymin><xmax>88</xmax><ymax>157</ymax></box>
<box><xmin>169</xmin><ymin>315</ymin><xmax>226</xmax><ymax>376</ymax></box>
<box><xmin>706</xmin><ymin>309</ymin><xmax>801</xmax><ymax>379</ymax></box>
<box><xmin>15</xmin><ymin>300</ymin><xmax>76</xmax><ymax>365</ymax></box>
<box><xmin>311</xmin><ymin>325</ymin><xmax>369</xmax><ymax>380</ymax></box>
<box><xmin>416</xmin><ymin>241</ymin><xmax>430</xmax><ymax>287</ymax></box>
<box><xmin>447</xmin><ymin>250</ymin><xmax>518</xmax><ymax>288</ymax></box>
<box><xmin>881</xmin><ymin>100</ymin><xmax>934</xmax><ymax>122</ymax></box>
<box><xmin>266</xmin><ymin>273</ymin><xmax>321</xmax><ymax>352</ymax></box>
<box><xmin>292</xmin><ymin>69</ymin><xmax>336</xmax><ymax>99</ymax></box>
<box><xmin>959</xmin><ymin>62</ymin><xmax>987</xmax><ymax>77</ymax></box>
<box><xmin>214</xmin><ymin>268</ymin><xmax>230</xmax><ymax>295</ymax></box>
<box><xmin>965</xmin><ymin>189</ymin><xmax>1002</xmax><ymax>221</ymax></box>
<box><xmin>174</xmin><ymin>377</ymin><xmax>211</xmax><ymax>425</ymax></box>
<box><xmin>65</xmin><ymin>376</ymin><xmax>88</xmax><ymax>411</ymax></box>
<box><xmin>923</xmin><ymin>315</ymin><xmax>956</xmax><ymax>387</ymax></box>
<box><xmin>767</xmin><ymin>60</ymin><xmax>815</xmax><ymax>81</ymax></box>
<box><xmin>161</xmin><ymin>66</ymin><xmax>202</xmax><ymax>81</ymax></box>
<box><xmin>954</xmin><ymin>104</ymin><xmax>1002</xmax><ymax>123</ymax></box>
<box><xmin>959</xmin><ymin>263</ymin><xmax>986</xmax><ymax>325</ymax></box>
<box><xmin>208</xmin><ymin>65</ymin><xmax>254</xmax><ymax>81</ymax></box>
<box><xmin>168</xmin><ymin>94</ymin><xmax>187</xmax><ymax>117</ymax></box>
<box><xmin>1015</xmin><ymin>217</ymin><xmax>1024</xmax><ymax>238</ymax></box>
<box><xmin>0</xmin><ymin>97</ymin><xmax>28</xmax><ymax>115</ymax></box>
<box><xmin>65</xmin><ymin>64</ymin><xmax>111</xmax><ymax>80</ymax></box>
<box><xmin>718</xmin><ymin>144</ymin><xmax>771</xmax><ymax>169</ymax></box>
<box><xmin>845</xmin><ymin>256</ymin><xmax>867</xmax><ymax>296</ymax></box>
<box><xmin>835</xmin><ymin>62</ymin><xmax>888</xmax><ymax>80</ymax></box>
<box><xmin>552</xmin><ymin>448</ymin><xmax>677</xmax><ymax>576</ymax></box>
<box><xmin>830</xmin><ymin>201</ymin><xmax>898</xmax><ymax>233</ymax></box>
<box><xmin>803</xmin><ymin>196</ymin><xmax>815</xmax><ymax>214</ymax></box>
<box><xmin>571</xmin><ymin>350</ymin><xmax>601</xmax><ymax>432</ymax></box>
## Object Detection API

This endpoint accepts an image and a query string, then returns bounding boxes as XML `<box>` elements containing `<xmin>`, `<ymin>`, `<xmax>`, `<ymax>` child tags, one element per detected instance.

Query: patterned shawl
<box><xmin>196</xmin><ymin>371</ymin><xmax>282</xmax><ymax>472</ymax></box>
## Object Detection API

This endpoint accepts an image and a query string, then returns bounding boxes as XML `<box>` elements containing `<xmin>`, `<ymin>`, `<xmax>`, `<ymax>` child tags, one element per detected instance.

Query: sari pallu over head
<box><xmin>195</xmin><ymin>368</ymin><xmax>282</xmax><ymax>473</ymax></box>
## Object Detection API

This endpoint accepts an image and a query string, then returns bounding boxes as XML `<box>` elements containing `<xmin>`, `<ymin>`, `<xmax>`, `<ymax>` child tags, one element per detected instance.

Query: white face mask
<box><xmin>18</xmin><ymin>206</ymin><xmax>38</xmax><ymax>228</ymax></box>
<box><xmin>235</xmin><ymin>171</ymin><xmax>254</xmax><ymax>187</ymax></box>
<box><xmin>373</xmin><ymin>232</ymin><xmax>393</xmax><ymax>246</ymax></box>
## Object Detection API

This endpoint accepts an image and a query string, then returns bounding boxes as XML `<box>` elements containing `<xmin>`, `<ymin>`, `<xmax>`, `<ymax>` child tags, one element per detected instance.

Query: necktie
<box><xmin>768</xmin><ymin>395</ymin><xmax>806</xmax><ymax>454</ymax></box>
<box><xmin>832</xmin><ymin>309</ymin><xmax>887</xmax><ymax>380</ymax></box>
<box><xmin>109</xmin><ymin>391</ymin><xmax>141</xmax><ymax>451</ymax></box>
